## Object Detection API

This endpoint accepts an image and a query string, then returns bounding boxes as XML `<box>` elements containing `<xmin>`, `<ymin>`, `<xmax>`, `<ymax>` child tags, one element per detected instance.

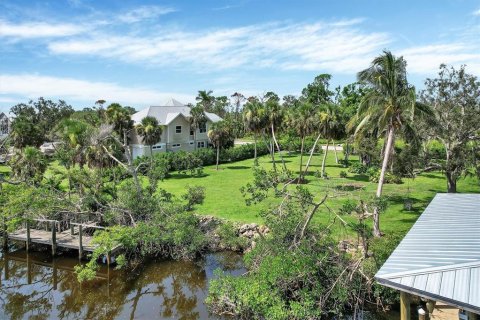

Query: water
<box><xmin>0</xmin><ymin>249</ymin><xmax>399</xmax><ymax>320</ymax></box>
<box><xmin>0</xmin><ymin>249</ymin><xmax>245</xmax><ymax>320</ymax></box>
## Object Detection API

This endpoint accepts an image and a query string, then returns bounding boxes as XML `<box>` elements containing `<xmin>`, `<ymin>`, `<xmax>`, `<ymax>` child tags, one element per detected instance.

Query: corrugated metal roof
<box><xmin>131</xmin><ymin>99</ymin><xmax>222</xmax><ymax>125</ymax></box>
<box><xmin>375</xmin><ymin>193</ymin><xmax>480</xmax><ymax>313</ymax></box>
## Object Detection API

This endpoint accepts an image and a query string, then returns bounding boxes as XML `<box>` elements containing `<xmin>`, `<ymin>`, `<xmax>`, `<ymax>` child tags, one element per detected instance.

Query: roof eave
<box><xmin>375</xmin><ymin>276</ymin><xmax>480</xmax><ymax>314</ymax></box>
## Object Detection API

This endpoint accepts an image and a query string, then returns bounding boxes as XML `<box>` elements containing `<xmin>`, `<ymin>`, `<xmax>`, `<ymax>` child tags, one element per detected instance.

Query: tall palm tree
<box><xmin>265</xmin><ymin>97</ymin><xmax>286</xmax><ymax>171</ymax></box>
<box><xmin>208</xmin><ymin>121</ymin><xmax>232</xmax><ymax>170</ymax></box>
<box><xmin>303</xmin><ymin>104</ymin><xmax>340</xmax><ymax>177</ymax></box>
<box><xmin>135</xmin><ymin>116</ymin><xmax>163</xmax><ymax>167</ymax></box>
<box><xmin>355</xmin><ymin>50</ymin><xmax>429</xmax><ymax>237</ymax></box>
<box><xmin>189</xmin><ymin>106</ymin><xmax>207</xmax><ymax>151</ymax></box>
<box><xmin>105</xmin><ymin>103</ymin><xmax>133</xmax><ymax>142</ymax></box>
<box><xmin>196</xmin><ymin>90</ymin><xmax>215</xmax><ymax>112</ymax></box>
<box><xmin>286</xmin><ymin>102</ymin><xmax>316</xmax><ymax>181</ymax></box>
<box><xmin>243</xmin><ymin>99</ymin><xmax>267</xmax><ymax>163</ymax></box>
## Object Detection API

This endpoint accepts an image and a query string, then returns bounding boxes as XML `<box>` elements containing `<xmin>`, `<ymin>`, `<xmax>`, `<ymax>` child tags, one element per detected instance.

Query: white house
<box><xmin>130</xmin><ymin>98</ymin><xmax>222</xmax><ymax>159</ymax></box>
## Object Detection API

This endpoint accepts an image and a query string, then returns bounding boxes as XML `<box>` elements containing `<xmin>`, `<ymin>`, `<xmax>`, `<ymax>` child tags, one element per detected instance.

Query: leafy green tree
<box><xmin>213</xmin><ymin>96</ymin><xmax>229</xmax><ymax>118</ymax></box>
<box><xmin>301</xmin><ymin>74</ymin><xmax>334</xmax><ymax>105</ymax></box>
<box><xmin>135</xmin><ymin>116</ymin><xmax>163</xmax><ymax>166</ymax></box>
<box><xmin>420</xmin><ymin>64</ymin><xmax>480</xmax><ymax>192</ymax></box>
<box><xmin>208</xmin><ymin>121</ymin><xmax>233</xmax><ymax>170</ymax></box>
<box><xmin>188</xmin><ymin>106</ymin><xmax>207</xmax><ymax>151</ymax></box>
<box><xmin>265</xmin><ymin>94</ymin><xmax>285</xmax><ymax>171</ymax></box>
<box><xmin>9</xmin><ymin>147</ymin><xmax>47</xmax><ymax>184</ymax></box>
<box><xmin>243</xmin><ymin>99</ymin><xmax>267</xmax><ymax>162</ymax></box>
<box><xmin>355</xmin><ymin>50</ymin><xmax>430</xmax><ymax>237</ymax></box>
<box><xmin>9</xmin><ymin>98</ymin><xmax>74</xmax><ymax>148</ymax></box>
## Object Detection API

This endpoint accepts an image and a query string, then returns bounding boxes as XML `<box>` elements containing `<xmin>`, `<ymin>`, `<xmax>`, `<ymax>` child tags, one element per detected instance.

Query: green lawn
<box><xmin>0</xmin><ymin>164</ymin><xmax>10</xmax><ymax>174</ymax></box>
<box><xmin>159</xmin><ymin>151</ymin><xmax>480</xmax><ymax>237</ymax></box>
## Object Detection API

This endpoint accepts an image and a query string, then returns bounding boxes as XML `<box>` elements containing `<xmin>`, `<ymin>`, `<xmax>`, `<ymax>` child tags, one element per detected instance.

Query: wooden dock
<box><xmin>4</xmin><ymin>219</ymin><xmax>121</xmax><ymax>260</ymax></box>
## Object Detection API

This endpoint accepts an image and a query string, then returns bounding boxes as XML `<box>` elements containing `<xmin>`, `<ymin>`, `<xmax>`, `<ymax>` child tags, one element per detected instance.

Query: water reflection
<box><xmin>0</xmin><ymin>250</ymin><xmax>245</xmax><ymax>320</ymax></box>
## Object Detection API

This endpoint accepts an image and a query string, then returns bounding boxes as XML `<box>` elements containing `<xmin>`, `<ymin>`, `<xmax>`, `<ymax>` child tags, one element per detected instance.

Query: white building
<box><xmin>130</xmin><ymin>99</ymin><xmax>222</xmax><ymax>159</ymax></box>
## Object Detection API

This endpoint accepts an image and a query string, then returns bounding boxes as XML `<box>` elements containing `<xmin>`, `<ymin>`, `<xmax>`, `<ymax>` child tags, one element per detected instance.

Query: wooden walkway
<box><xmin>4</xmin><ymin>219</ymin><xmax>121</xmax><ymax>260</ymax></box>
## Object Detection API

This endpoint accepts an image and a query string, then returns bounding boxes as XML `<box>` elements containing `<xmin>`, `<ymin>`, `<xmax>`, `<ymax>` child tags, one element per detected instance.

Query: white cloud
<box><xmin>0</xmin><ymin>20</ymin><xmax>86</xmax><ymax>38</ymax></box>
<box><xmin>117</xmin><ymin>6</ymin><xmax>176</xmax><ymax>23</ymax></box>
<box><xmin>47</xmin><ymin>20</ymin><xmax>390</xmax><ymax>74</ymax></box>
<box><xmin>0</xmin><ymin>74</ymin><xmax>194</xmax><ymax>106</ymax></box>
<box><xmin>473</xmin><ymin>9</ymin><xmax>480</xmax><ymax>16</ymax></box>
<box><xmin>399</xmin><ymin>43</ymin><xmax>480</xmax><ymax>74</ymax></box>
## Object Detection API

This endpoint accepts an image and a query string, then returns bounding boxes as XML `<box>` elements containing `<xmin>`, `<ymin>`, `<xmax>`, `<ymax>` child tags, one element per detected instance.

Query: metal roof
<box><xmin>375</xmin><ymin>193</ymin><xmax>480</xmax><ymax>313</ymax></box>
<box><xmin>131</xmin><ymin>99</ymin><xmax>222</xmax><ymax>125</ymax></box>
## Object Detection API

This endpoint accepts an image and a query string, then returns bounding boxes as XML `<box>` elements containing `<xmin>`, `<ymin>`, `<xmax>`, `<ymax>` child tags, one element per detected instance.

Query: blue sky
<box><xmin>1</xmin><ymin>0</ymin><xmax>480</xmax><ymax>111</ymax></box>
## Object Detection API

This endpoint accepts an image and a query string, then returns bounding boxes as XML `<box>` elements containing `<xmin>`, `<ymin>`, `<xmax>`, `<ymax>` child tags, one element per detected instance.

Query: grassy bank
<box><xmin>158</xmin><ymin>150</ymin><xmax>480</xmax><ymax>237</ymax></box>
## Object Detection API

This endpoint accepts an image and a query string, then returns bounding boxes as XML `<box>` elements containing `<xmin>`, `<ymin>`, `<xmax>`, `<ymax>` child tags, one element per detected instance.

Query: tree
<box><xmin>355</xmin><ymin>50</ymin><xmax>430</xmax><ymax>237</ymax></box>
<box><xmin>135</xmin><ymin>116</ymin><xmax>163</xmax><ymax>167</ymax></box>
<box><xmin>264</xmin><ymin>94</ymin><xmax>285</xmax><ymax>171</ymax></box>
<box><xmin>302</xmin><ymin>74</ymin><xmax>334</xmax><ymax>105</ymax></box>
<box><xmin>105</xmin><ymin>103</ymin><xmax>134</xmax><ymax>141</ymax></box>
<box><xmin>9</xmin><ymin>98</ymin><xmax>74</xmax><ymax>148</ymax></box>
<box><xmin>208</xmin><ymin>121</ymin><xmax>233</xmax><ymax>170</ymax></box>
<box><xmin>243</xmin><ymin>99</ymin><xmax>267</xmax><ymax>162</ymax></box>
<box><xmin>188</xmin><ymin>106</ymin><xmax>207</xmax><ymax>151</ymax></box>
<box><xmin>9</xmin><ymin>147</ymin><xmax>47</xmax><ymax>185</ymax></box>
<box><xmin>196</xmin><ymin>90</ymin><xmax>215</xmax><ymax>112</ymax></box>
<box><xmin>420</xmin><ymin>65</ymin><xmax>480</xmax><ymax>192</ymax></box>
<box><xmin>286</xmin><ymin>102</ymin><xmax>316</xmax><ymax>181</ymax></box>
<box><xmin>213</xmin><ymin>96</ymin><xmax>229</xmax><ymax>118</ymax></box>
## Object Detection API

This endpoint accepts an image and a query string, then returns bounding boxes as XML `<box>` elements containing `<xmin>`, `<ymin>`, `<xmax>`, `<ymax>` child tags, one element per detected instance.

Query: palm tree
<box><xmin>355</xmin><ymin>50</ymin><xmax>429</xmax><ymax>237</ymax></box>
<box><xmin>243</xmin><ymin>99</ymin><xmax>267</xmax><ymax>163</ymax></box>
<box><xmin>189</xmin><ymin>106</ymin><xmax>207</xmax><ymax>151</ymax></box>
<box><xmin>265</xmin><ymin>97</ymin><xmax>286</xmax><ymax>171</ymax></box>
<box><xmin>196</xmin><ymin>90</ymin><xmax>215</xmax><ymax>112</ymax></box>
<box><xmin>303</xmin><ymin>104</ymin><xmax>340</xmax><ymax>177</ymax></box>
<box><xmin>286</xmin><ymin>102</ymin><xmax>316</xmax><ymax>181</ymax></box>
<box><xmin>105</xmin><ymin>103</ymin><xmax>133</xmax><ymax>142</ymax></box>
<box><xmin>9</xmin><ymin>146</ymin><xmax>47</xmax><ymax>185</ymax></box>
<box><xmin>208</xmin><ymin>121</ymin><xmax>232</xmax><ymax>170</ymax></box>
<box><xmin>135</xmin><ymin>116</ymin><xmax>163</xmax><ymax>167</ymax></box>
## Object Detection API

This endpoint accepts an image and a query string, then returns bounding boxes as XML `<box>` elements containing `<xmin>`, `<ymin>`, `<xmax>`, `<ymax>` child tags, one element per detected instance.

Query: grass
<box><xmin>3</xmin><ymin>150</ymin><xmax>479</xmax><ymax>239</ymax></box>
<box><xmin>159</xmin><ymin>150</ymin><xmax>480</xmax><ymax>238</ymax></box>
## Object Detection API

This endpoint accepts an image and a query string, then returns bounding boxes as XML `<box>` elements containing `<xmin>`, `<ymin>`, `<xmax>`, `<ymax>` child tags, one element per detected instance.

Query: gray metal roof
<box><xmin>375</xmin><ymin>193</ymin><xmax>480</xmax><ymax>313</ymax></box>
<box><xmin>131</xmin><ymin>99</ymin><xmax>222</xmax><ymax>125</ymax></box>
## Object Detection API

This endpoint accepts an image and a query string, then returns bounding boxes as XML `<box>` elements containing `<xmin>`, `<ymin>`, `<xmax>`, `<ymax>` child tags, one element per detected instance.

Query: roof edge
<box><xmin>375</xmin><ymin>277</ymin><xmax>480</xmax><ymax>314</ymax></box>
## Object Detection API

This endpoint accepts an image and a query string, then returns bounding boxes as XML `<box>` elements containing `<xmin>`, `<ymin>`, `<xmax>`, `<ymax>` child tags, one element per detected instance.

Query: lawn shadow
<box><xmin>226</xmin><ymin>165</ymin><xmax>251</xmax><ymax>170</ymax></box>
<box><xmin>168</xmin><ymin>173</ymin><xmax>210</xmax><ymax>179</ymax></box>
<box><xmin>334</xmin><ymin>183</ymin><xmax>365</xmax><ymax>192</ymax></box>
<box><xmin>420</xmin><ymin>173</ymin><xmax>444</xmax><ymax>179</ymax></box>
<box><xmin>345</xmin><ymin>175</ymin><xmax>369</xmax><ymax>182</ymax></box>
<box><xmin>267</xmin><ymin>160</ymin><xmax>292</xmax><ymax>164</ymax></box>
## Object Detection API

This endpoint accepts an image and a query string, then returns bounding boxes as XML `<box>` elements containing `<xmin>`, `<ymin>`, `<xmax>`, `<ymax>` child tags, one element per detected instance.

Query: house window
<box><xmin>199</xmin><ymin>122</ymin><xmax>206</xmax><ymax>133</ymax></box>
<box><xmin>152</xmin><ymin>145</ymin><xmax>162</xmax><ymax>150</ymax></box>
<box><xmin>189</xmin><ymin>141</ymin><xmax>194</xmax><ymax>145</ymax></box>
<box><xmin>172</xmin><ymin>143</ymin><xmax>181</xmax><ymax>148</ymax></box>
<box><xmin>197</xmin><ymin>141</ymin><xmax>205</xmax><ymax>148</ymax></box>
<box><xmin>190</xmin><ymin>128</ymin><xmax>194</xmax><ymax>136</ymax></box>
<box><xmin>176</xmin><ymin>126</ymin><xmax>182</xmax><ymax>133</ymax></box>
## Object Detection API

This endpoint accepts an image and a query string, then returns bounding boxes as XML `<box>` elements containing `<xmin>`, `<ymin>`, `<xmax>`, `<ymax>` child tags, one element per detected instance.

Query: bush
<box><xmin>367</xmin><ymin>167</ymin><xmax>402</xmax><ymax>184</ymax></box>
<box><xmin>216</xmin><ymin>222</ymin><xmax>248</xmax><ymax>251</ymax></box>
<box><xmin>339</xmin><ymin>170</ymin><xmax>348</xmax><ymax>178</ymax></box>
<box><xmin>348</xmin><ymin>162</ymin><xmax>369</xmax><ymax>174</ymax></box>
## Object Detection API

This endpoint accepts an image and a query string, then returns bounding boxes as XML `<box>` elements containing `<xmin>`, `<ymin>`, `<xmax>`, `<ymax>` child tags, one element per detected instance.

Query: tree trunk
<box><xmin>332</xmin><ymin>139</ymin><xmax>339</xmax><ymax>164</ymax></box>
<box><xmin>254</xmin><ymin>133</ymin><xmax>257</xmax><ymax>162</ymax></box>
<box><xmin>149</xmin><ymin>145</ymin><xmax>153</xmax><ymax>169</ymax></box>
<box><xmin>344</xmin><ymin>142</ymin><xmax>350</xmax><ymax>165</ymax></box>
<box><xmin>216</xmin><ymin>145</ymin><xmax>220</xmax><ymax>171</ymax></box>
<box><xmin>373</xmin><ymin>126</ymin><xmax>395</xmax><ymax>237</ymax></box>
<box><xmin>193</xmin><ymin>130</ymin><xmax>197</xmax><ymax>151</ymax></box>
<box><xmin>304</xmin><ymin>133</ymin><xmax>322</xmax><ymax>176</ymax></box>
<box><xmin>321</xmin><ymin>140</ymin><xmax>329</xmax><ymax>178</ymax></box>
<box><xmin>298</xmin><ymin>136</ymin><xmax>305</xmax><ymax>182</ymax></box>
<box><xmin>446</xmin><ymin>171</ymin><xmax>457</xmax><ymax>193</ymax></box>
<box><xmin>271</xmin><ymin>123</ymin><xmax>287</xmax><ymax>171</ymax></box>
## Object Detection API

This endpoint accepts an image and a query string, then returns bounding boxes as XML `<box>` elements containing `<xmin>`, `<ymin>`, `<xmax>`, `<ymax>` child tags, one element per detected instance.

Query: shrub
<box><xmin>348</xmin><ymin>162</ymin><xmax>369</xmax><ymax>174</ymax></box>
<box><xmin>339</xmin><ymin>170</ymin><xmax>348</xmax><ymax>178</ymax></box>
<box><xmin>216</xmin><ymin>222</ymin><xmax>248</xmax><ymax>251</ymax></box>
<box><xmin>367</xmin><ymin>167</ymin><xmax>402</xmax><ymax>184</ymax></box>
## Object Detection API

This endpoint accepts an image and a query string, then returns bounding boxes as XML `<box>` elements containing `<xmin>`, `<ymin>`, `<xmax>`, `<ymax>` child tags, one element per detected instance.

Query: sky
<box><xmin>0</xmin><ymin>0</ymin><xmax>480</xmax><ymax>112</ymax></box>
